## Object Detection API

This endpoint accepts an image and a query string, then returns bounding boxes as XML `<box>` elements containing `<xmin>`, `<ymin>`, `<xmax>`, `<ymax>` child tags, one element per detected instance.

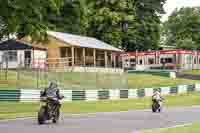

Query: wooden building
<box><xmin>21</xmin><ymin>31</ymin><xmax>123</xmax><ymax>73</ymax></box>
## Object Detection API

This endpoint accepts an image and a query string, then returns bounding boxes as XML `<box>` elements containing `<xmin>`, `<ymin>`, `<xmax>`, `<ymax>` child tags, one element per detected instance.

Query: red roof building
<box><xmin>121</xmin><ymin>50</ymin><xmax>199</xmax><ymax>70</ymax></box>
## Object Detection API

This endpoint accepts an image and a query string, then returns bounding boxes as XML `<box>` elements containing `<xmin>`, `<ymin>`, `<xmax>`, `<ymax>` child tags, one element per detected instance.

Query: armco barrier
<box><xmin>0</xmin><ymin>84</ymin><xmax>200</xmax><ymax>102</ymax></box>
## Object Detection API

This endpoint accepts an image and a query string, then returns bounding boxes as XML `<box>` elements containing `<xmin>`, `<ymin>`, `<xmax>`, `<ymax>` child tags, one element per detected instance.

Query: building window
<box><xmin>166</xmin><ymin>58</ymin><xmax>173</xmax><ymax>63</ymax></box>
<box><xmin>130</xmin><ymin>58</ymin><xmax>136</xmax><ymax>63</ymax></box>
<box><xmin>160</xmin><ymin>58</ymin><xmax>173</xmax><ymax>64</ymax></box>
<box><xmin>3</xmin><ymin>51</ymin><xmax>17</xmax><ymax>62</ymax></box>
<box><xmin>186</xmin><ymin>55</ymin><xmax>192</xmax><ymax>64</ymax></box>
<box><xmin>130</xmin><ymin>58</ymin><xmax>136</xmax><ymax>65</ymax></box>
<box><xmin>139</xmin><ymin>60</ymin><xmax>143</xmax><ymax>65</ymax></box>
<box><xmin>148</xmin><ymin>58</ymin><xmax>154</xmax><ymax>64</ymax></box>
<box><xmin>194</xmin><ymin>57</ymin><xmax>197</xmax><ymax>64</ymax></box>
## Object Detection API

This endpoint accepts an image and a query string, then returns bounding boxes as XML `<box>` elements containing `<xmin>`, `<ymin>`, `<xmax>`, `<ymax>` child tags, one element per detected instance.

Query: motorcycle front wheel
<box><xmin>152</xmin><ymin>104</ymin><xmax>157</xmax><ymax>112</ymax></box>
<box><xmin>52</xmin><ymin>107</ymin><xmax>60</xmax><ymax>124</ymax></box>
<box><xmin>38</xmin><ymin>106</ymin><xmax>47</xmax><ymax>125</ymax></box>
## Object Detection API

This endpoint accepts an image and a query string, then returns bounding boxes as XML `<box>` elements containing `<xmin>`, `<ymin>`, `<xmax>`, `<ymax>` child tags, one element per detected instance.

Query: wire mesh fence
<box><xmin>0</xmin><ymin>55</ymin><xmax>127</xmax><ymax>90</ymax></box>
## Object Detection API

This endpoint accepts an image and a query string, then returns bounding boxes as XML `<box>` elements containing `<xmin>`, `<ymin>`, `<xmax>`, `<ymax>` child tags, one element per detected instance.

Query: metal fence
<box><xmin>0</xmin><ymin>56</ymin><xmax>127</xmax><ymax>90</ymax></box>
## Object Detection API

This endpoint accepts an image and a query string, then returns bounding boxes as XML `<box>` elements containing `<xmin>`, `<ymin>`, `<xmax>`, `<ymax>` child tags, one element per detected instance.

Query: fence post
<box><xmin>95</xmin><ymin>71</ymin><xmax>98</xmax><ymax>89</ymax></box>
<box><xmin>16</xmin><ymin>56</ymin><xmax>21</xmax><ymax>89</ymax></box>
<box><xmin>44</xmin><ymin>65</ymin><xmax>48</xmax><ymax>87</ymax></box>
<box><xmin>5</xmin><ymin>54</ymin><xmax>8</xmax><ymax>80</ymax></box>
<box><xmin>0</xmin><ymin>62</ymin><xmax>2</xmax><ymax>80</ymax></box>
<box><xmin>37</xmin><ymin>68</ymin><xmax>39</xmax><ymax>89</ymax></box>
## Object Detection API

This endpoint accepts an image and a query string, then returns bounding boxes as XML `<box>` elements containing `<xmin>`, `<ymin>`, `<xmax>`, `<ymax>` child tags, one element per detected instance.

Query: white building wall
<box><xmin>0</xmin><ymin>49</ymin><xmax>47</xmax><ymax>69</ymax></box>
<box><xmin>32</xmin><ymin>50</ymin><xmax>47</xmax><ymax>69</ymax></box>
<box><xmin>33</xmin><ymin>50</ymin><xmax>47</xmax><ymax>60</ymax></box>
<box><xmin>18</xmin><ymin>50</ymin><xmax>25</xmax><ymax>67</ymax></box>
<box><xmin>181</xmin><ymin>54</ymin><xmax>193</xmax><ymax>70</ymax></box>
<box><xmin>0</xmin><ymin>51</ymin><xmax>3</xmax><ymax>63</ymax></box>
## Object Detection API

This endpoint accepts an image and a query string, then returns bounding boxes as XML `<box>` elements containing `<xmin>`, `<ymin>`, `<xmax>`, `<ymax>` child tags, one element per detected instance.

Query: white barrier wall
<box><xmin>109</xmin><ymin>89</ymin><xmax>120</xmax><ymax>100</ymax></box>
<box><xmin>195</xmin><ymin>84</ymin><xmax>200</xmax><ymax>92</ymax></box>
<box><xmin>20</xmin><ymin>89</ymin><xmax>41</xmax><ymax>102</ymax></box>
<box><xmin>178</xmin><ymin>85</ymin><xmax>187</xmax><ymax>94</ymax></box>
<box><xmin>60</xmin><ymin>90</ymin><xmax>72</xmax><ymax>102</ymax></box>
<box><xmin>15</xmin><ymin>84</ymin><xmax>200</xmax><ymax>102</ymax></box>
<box><xmin>86</xmin><ymin>90</ymin><xmax>98</xmax><ymax>101</ymax></box>
<box><xmin>144</xmin><ymin>88</ymin><xmax>154</xmax><ymax>97</ymax></box>
<box><xmin>160</xmin><ymin>87</ymin><xmax>170</xmax><ymax>95</ymax></box>
<box><xmin>128</xmin><ymin>89</ymin><xmax>138</xmax><ymax>98</ymax></box>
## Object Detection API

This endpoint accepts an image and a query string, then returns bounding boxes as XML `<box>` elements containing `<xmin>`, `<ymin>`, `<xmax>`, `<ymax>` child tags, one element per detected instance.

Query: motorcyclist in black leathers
<box><xmin>41</xmin><ymin>81</ymin><xmax>63</xmax><ymax>109</ymax></box>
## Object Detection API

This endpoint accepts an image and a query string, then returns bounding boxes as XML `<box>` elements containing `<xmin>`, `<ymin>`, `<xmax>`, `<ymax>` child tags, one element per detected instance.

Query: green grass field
<box><xmin>0</xmin><ymin>70</ymin><xmax>200</xmax><ymax>90</ymax></box>
<box><xmin>1</xmin><ymin>92</ymin><xmax>200</xmax><ymax>120</ymax></box>
<box><xmin>127</xmin><ymin>73</ymin><xmax>200</xmax><ymax>89</ymax></box>
<box><xmin>143</xmin><ymin>123</ymin><xmax>200</xmax><ymax>133</ymax></box>
<box><xmin>182</xmin><ymin>70</ymin><xmax>200</xmax><ymax>75</ymax></box>
<box><xmin>0</xmin><ymin>70</ymin><xmax>127</xmax><ymax>89</ymax></box>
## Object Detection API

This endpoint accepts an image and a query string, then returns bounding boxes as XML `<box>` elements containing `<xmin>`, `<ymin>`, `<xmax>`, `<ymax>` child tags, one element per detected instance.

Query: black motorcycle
<box><xmin>38</xmin><ymin>93</ymin><xmax>64</xmax><ymax>124</ymax></box>
<box><xmin>152</xmin><ymin>99</ymin><xmax>163</xmax><ymax>113</ymax></box>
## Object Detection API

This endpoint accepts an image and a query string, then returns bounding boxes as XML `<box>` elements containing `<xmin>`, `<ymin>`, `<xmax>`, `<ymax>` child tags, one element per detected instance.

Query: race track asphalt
<box><xmin>1</xmin><ymin>107</ymin><xmax>200</xmax><ymax>133</ymax></box>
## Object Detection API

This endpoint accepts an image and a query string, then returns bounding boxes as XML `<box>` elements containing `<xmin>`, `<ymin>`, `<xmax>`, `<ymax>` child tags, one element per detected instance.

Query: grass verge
<box><xmin>1</xmin><ymin>92</ymin><xmax>200</xmax><ymax>120</ymax></box>
<box><xmin>127</xmin><ymin>73</ymin><xmax>200</xmax><ymax>89</ymax></box>
<box><xmin>182</xmin><ymin>70</ymin><xmax>200</xmax><ymax>75</ymax></box>
<box><xmin>1</xmin><ymin>71</ymin><xmax>200</xmax><ymax>89</ymax></box>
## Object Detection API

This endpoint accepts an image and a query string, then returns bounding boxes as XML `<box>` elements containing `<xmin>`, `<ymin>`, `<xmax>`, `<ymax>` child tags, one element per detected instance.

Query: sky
<box><xmin>162</xmin><ymin>0</ymin><xmax>200</xmax><ymax>21</ymax></box>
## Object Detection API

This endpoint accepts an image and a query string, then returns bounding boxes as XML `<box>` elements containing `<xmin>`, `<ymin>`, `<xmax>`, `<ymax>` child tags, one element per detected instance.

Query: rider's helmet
<box><xmin>154</xmin><ymin>90</ymin><xmax>160</xmax><ymax>95</ymax></box>
<box><xmin>154</xmin><ymin>89</ymin><xmax>161</xmax><ymax>94</ymax></box>
<box><xmin>48</xmin><ymin>81</ymin><xmax>58</xmax><ymax>89</ymax></box>
<box><xmin>152</xmin><ymin>89</ymin><xmax>162</xmax><ymax>101</ymax></box>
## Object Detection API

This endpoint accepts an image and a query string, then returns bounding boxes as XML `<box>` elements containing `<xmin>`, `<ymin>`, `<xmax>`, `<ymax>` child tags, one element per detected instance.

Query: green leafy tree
<box><xmin>163</xmin><ymin>7</ymin><xmax>200</xmax><ymax>50</ymax></box>
<box><xmin>176</xmin><ymin>38</ymin><xmax>197</xmax><ymax>50</ymax></box>
<box><xmin>86</xmin><ymin>0</ymin><xmax>135</xmax><ymax>49</ymax></box>
<box><xmin>48</xmin><ymin>0</ymin><xmax>89</xmax><ymax>35</ymax></box>
<box><xmin>132</xmin><ymin>0</ymin><xmax>166</xmax><ymax>51</ymax></box>
<box><xmin>86</xmin><ymin>0</ymin><xmax>166</xmax><ymax>51</ymax></box>
<box><xmin>0</xmin><ymin>0</ymin><xmax>63</xmax><ymax>40</ymax></box>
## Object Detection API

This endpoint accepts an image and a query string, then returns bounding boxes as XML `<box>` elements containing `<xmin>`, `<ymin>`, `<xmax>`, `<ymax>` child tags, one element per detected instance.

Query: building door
<box><xmin>24</xmin><ymin>51</ymin><xmax>31</xmax><ymax>68</ymax></box>
<box><xmin>60</xmin><ymin>47</ymin><xmax>67</xmax><ymax>58</ymax></box>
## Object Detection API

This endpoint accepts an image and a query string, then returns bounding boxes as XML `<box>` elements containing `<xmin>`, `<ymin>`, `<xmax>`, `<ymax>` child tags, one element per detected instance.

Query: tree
<box><xmin>176</xmin><ymin>38</ymin><xmax>197</xmax><ymax>50</ymax></box>
<box><xmin>132</xmin><ymin>0</ymin><xmax>166</xmax><ymax>51</ymax></box>
<box><xmin>86</xmin><ymin>0</ymin><xmax>166</xmax><ymax>51</ymax></box>
<box><xmin>0</xmin><ymin>0</ymin><xmax>63</xmax><ymax>40</ymax></box>
<box><xmin>163</xmin><ymin>7</ymin><xmax>200</xmax><ymax>50</ymax></box>
<box><xmin>86</xmin><ymin>0</ymin><xmax>136</xmax><ymax>49</ymax></box>
<box><xmin>48</xmin><ymin>0</ymin><xmax>89</xmax><ymax>35</ymax></box>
